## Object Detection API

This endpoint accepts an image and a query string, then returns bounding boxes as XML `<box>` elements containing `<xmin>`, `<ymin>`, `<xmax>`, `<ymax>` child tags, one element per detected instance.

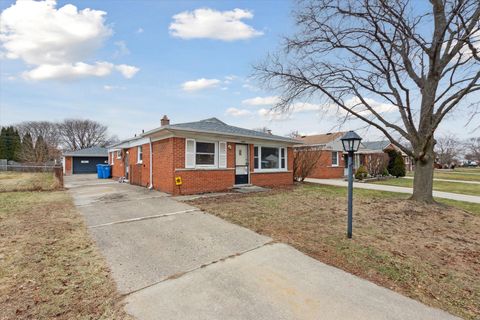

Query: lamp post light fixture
<box><xmin>340</xmin><ymin>131</ymin><xmax>362</xmax><ymax>239</ymax></box>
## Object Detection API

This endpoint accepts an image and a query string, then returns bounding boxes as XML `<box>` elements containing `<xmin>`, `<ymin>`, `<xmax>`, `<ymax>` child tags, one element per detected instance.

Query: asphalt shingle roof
<box><xmin>362</xmin><ymin>140</ymin><xmax>391</xmax><ymax>151</ymax></box>
<box><xmin>63</xmin><ymin>146</ymin><xmax>108</xmax><ymax>157</ymax></box>
<box><xmin>162</xmin><ymin>118</ymin><xmax>298</xmax><ymax>143</ymax></box>
<box><xmin>297</xmin><ymin>132</ymin><xmax>347</xmax><ymax>145</ymax></box>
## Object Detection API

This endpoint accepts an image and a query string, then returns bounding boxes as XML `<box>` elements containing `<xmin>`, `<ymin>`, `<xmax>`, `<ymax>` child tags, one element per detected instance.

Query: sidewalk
<box><xmin>305</xmin><ymin>178</ymin><xmax>480</xmax><ymax>204</ymax></box>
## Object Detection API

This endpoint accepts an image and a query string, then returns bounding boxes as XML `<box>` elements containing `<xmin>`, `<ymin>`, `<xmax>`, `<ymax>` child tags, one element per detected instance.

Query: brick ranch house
<box><xmin>295</xmin><ymin>132</ymin><xmax>412</xmax><ymax>179</ymax></box>
<box><xmin>107</xmin><ymin>117</ymin><xmax>299</xmax><ymax>195</ymax></box>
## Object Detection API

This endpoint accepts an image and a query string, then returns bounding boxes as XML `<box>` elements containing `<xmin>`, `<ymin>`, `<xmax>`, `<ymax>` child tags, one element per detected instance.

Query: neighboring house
<box><xmin>63</xmin><ymin>146</ymin><xmax>108</xmax><ymax>175</ymax></box>
<box><xmin>295</xmin><ymin>134</ymin><xmax>412</xmax><ymax>179</ymax></box>
<box><xmin>108</xmin><ymin>116</ymin><xmax>298</xmax><ymax>195</ymax></box>
<box><xmin>295</xmin><ymin>132</ymin><xmax>348</xmax><ymax>178</ymax></box>
<box><xmin>362</xmin><ymin>140</ymin><xmax>413</xmax><ymax>172</ymax></box>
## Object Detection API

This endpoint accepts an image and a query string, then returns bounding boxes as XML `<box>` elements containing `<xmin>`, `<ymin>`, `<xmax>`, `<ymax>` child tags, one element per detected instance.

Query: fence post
<box><xmin>53</xmin><ymin>166</ymin><xmax>64</xmax><ymax>188</ymax></box>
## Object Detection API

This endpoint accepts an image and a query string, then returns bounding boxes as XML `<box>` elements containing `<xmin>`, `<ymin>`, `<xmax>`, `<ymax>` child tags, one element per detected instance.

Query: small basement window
<box><xmin>137</xmin><ymin>146</ymin><xmax>143</xmax><ymax>163</ymax></box>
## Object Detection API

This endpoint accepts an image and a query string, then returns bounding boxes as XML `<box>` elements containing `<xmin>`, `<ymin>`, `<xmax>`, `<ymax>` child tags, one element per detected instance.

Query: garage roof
<box><xmin>63</xmin><ymin>146</ymin><xmax>108</xmax><ymax>157</ymax></box>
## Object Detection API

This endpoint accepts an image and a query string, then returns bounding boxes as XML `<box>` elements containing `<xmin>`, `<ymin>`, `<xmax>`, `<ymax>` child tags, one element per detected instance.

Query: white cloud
<box><xmin>114</xmin><ymin>41</ymin><xmax>130</xmax><ymax>57</ymax></box>
<box><xmin>136</xmin><ymin>27</ymin><xmax>144</xmax><ymax>34</ymax></box>
<box><xmin>182</xmin><ymin>78</ymin><xmax>221</xmax><ymax>91</ymax></box>
<box><xmin>242</xmin><ymin>96</ymin><xmax>280</xmax><ymax>106</ymax></box>
<box><xmin>23</xmin><ymin>62</ymin><xmax>114</xmax><ymax>80</ymax></box>
<box><xmin>169</xmin><ymin>8</ymin><xmax>263</xmax><ymax>41</ymax></box>
<box><xmin>0</xmin><ymin>0</ymin><xmax>139</xmax><ymax>80</ymax></box>
<box><xmin>104</xmin><ymin>84</ymin><xmax>125</xmax><ymax>91</ymax></box>
<box><xmin>115</xmin><ymin>64</ymin><xmax>139</xmax><ymax>79</ymax></box>
<box><xmin>226</xmin><ymin>107</ymin><xmax>252</xmax><ymax>117</ymax></box>
<box><xmin>257</xmin><ymin>108</ymin><xmax>290</xmax><ymax>121</ymax></box>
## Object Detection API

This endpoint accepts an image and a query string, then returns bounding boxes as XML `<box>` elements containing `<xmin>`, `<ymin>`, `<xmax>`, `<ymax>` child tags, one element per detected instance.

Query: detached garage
<box><xmin>63</xmin><ymin>146</ymin><xmax>108</xmax><ymax>175</ymax></box>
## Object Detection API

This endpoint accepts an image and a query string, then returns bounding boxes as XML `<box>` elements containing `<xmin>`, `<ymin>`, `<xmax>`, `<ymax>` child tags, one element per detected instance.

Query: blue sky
<box><xmin>0</xmin><ymin>0</ymin><xmax>478</xmax><ymax>141</ymax></box>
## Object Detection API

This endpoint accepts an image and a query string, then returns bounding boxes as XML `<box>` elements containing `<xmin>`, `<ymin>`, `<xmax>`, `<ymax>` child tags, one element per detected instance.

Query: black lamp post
<box><xmin>340</xmin><ymin>131</ymin><xmax>362</xmax><ymax>239</ymax></box>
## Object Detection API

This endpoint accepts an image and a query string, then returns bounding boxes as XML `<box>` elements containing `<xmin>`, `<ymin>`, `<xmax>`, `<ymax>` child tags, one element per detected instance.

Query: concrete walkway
<box><xmin>305</xmin><ymin>178</ymin><xmax>480</xmax><ymax>204</ymax></box>
<box><xmin>66</xmin><ymin>175</ymin><xmax>459</xmax><ymax>320</ymax></box>
<box><xmin>403</xmin><ymin>176</ymin><xmax>480</xmax><ymax>185</ymax></box>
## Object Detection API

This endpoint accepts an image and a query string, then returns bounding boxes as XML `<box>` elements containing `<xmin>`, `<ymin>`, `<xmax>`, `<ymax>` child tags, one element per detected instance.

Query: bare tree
<box><xmin>465</xmin><ymin>137</ymin><xmax>480</xmax><ymax>162</ymax></box>
<box><xmin>58</xmin><ymin>119</ymin><xmax>113</xmax><ymax>151</ymax></box>
<box><xmin>16</xmin><ymin>121</ymin><xmax>61</xmax><ymax>161</ymax></box>
<box><xmin>365</xmin><ymin>153</ymin><xmax>389</xmax><ymax>177</ymax></box>
<box><xmin>435</xmin><ymin>134</ymin><xmax>460</xmax><ymax>166</ymax></box>
<box><xmin>255</xmin><ymin>0</ymin><xmax>480</xmax><ymax>203</ymax></box>
<box><xmin>287</xmin><ymin>130</ymin><xmax>302</xmax><ymax>139</ymax></box>
<box><xmin>293</xmin><ymin>147</ymin><xmax>323</xmax><ymax>181</ymax></box>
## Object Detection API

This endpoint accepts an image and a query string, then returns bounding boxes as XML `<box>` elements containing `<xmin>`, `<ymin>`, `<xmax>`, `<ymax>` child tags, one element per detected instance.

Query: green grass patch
<box><xmin>371</xmin><ymin>177</ymin><xmax>480</xmax><ymax>196</ymax></box>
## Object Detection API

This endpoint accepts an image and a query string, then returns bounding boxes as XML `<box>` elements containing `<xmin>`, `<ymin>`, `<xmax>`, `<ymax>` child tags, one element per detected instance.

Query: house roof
<box><xmin>63</xmin><ymin>146</ymin><xmax>108</xmax><ymax>157</ymax></box>
<box><xmin>296</xmin><ymin>132</ymin><xmax>347</xmax><ymax>146</ymax></box>
<box><xmin>362</xmin><ymin>140</ymin><xmax>391</xmax><ymax>151</ymax></box>
<box><xmin>142</xmin><ymin>117</ymin><xmax>299</xmax><ymax>144</ymax></box>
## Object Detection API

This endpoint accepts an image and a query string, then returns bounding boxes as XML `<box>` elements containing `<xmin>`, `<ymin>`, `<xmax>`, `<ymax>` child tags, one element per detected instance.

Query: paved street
<box><xmin>66</xmin><ymin>175</ymin><xmax>459</xmax><ymax>320</ymax></box>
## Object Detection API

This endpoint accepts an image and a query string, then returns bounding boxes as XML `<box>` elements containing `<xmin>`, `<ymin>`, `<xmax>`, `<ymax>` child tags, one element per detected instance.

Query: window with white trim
<box><xmin>196</xmin><ymin>142</ymin><xmax>216</xmax><ymax>166</ymax></box>
<box><xmin>253</xmin><ymin>146</ymin><xmax>287</xmax><ymax>171</ymax></box>
<box><xmin>116</xmin><ymin>151</ymin><xmax>121</xmax><ymax>159</ymax></box>
<box><xmin>137</xmin><ymin>146</ymin><xmax>143</xmax><ymax>163</ymax></box>
<box><xmin>185</xmin><ymin>139</ymin><xmax>225</xmax><ymax>169</ymax></box>
<box><xmin>331</xmin><ymin>151</ymin><xmax>339</xmax><ymax>166</ymax></box>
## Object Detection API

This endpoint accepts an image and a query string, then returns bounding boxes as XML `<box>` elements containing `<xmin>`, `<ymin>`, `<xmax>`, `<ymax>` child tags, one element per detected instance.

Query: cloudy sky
<box><xmin>0</xmin><ymin>0</ymin><xmax>478</xmax><ymax>141</ymax></box>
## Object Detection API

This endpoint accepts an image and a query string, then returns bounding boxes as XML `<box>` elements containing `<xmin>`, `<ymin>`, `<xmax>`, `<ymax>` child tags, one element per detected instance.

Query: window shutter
<box><xmin>185</xmin><ymin>139</ymin><xmax>195</xmax><ymax>168</ymax></box>
<box><xmin>218</xmin><ymin>142</ymin><xmax>227</xmax><ymax>168</ymax></box>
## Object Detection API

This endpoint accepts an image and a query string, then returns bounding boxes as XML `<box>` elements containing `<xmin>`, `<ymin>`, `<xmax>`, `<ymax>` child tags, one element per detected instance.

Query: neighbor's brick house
<box><xmin>295</xmin><ymin>133</ymin><xmax>412</xmax><ymax>179</ymax></box>
<box><xmin>108</xmin><ymin>117</ymin><xmax>297</xmax><ymax>195</ymax></box>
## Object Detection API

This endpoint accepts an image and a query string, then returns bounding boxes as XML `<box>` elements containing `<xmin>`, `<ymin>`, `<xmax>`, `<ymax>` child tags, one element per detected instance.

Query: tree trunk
<box><xmin>411</xmin><ymin>144</ymin><xmax>435</xmax><ymax>203</ymax></box>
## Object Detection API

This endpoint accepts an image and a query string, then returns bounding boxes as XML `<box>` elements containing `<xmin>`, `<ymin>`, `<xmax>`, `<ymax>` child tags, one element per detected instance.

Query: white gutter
<box><xmin>148</xmin><ymin>137</ymin><xmax>153</xmax><ymax>189</ymax></box>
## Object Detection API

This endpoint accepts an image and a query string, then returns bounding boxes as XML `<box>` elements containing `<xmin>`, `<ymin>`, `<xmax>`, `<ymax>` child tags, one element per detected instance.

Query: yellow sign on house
<box><xmin>175</xmin><ymin>176</ymin><xmax>182</xmax><ymax>186</ymax></box>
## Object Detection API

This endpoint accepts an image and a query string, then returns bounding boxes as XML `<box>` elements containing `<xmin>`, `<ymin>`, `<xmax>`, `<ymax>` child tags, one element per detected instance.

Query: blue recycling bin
<box><xmin>103</xmin><ymin>165</ymin><xmax>112</xmax><ymax>178</ymax></box>
<box><xmin>96</xmin><ymin>164</ymin><xmax>103</xmax><ymax>179</ymax></box>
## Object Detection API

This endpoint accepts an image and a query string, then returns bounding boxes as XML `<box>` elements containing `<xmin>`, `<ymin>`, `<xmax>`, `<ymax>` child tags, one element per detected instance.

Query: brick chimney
<box><xmin>161</xmin><ymin>115</ymin><xmax>170</xmax><ymax>126</ymax></box>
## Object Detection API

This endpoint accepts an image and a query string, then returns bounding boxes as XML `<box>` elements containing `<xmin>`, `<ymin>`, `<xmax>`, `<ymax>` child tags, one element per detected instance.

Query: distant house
<box><xmin>63</xmin><ymin>146</ymin><xmax>108</xmax><ymax>175</ymax></box>
<box><xmin>295</xmin><ymin>133</ymin><xmax>412</xmax><ymax>179</ymax></box>
<box><xmin>108</xmin><ymin>116</ymin><xmax>298</xmax><ymax>195</ymax></box>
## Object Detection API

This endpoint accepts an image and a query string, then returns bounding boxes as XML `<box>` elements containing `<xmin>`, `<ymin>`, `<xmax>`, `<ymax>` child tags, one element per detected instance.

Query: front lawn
<box><xmin>0</xmin><ymin>171</ymin><xmax>60</xmax><ymax>192</ymax></box>
<box><xmin>189</xmin><ymin>184</ymin><xmax>480</xmax><ymax>320</ymax></box>
<box><xmin>371</xmin><ymin>177</ymin><xmax>480</xmax><ymax>196</ymax></box>
<box><xmin>406</xmin><ymin>169</ymin><xmax>480</xmax><ymax>182</ymax></box>
<box><xmin>0</xmin><ymin>182</ymin><xmax>130</xmax><ymax>318</ymax></box>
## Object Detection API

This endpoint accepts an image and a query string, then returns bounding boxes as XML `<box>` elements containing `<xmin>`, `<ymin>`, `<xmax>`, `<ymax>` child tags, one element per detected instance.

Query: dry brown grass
<box><xmin>0</xmin><ymin>172</ymin><xmax>60</xmax><ymax>192</ymax></box>
<box><xmin>0</xmin><ymin>191</ymin><xmax>131</xmax><ymax>319</ymax></box>
<box><xmin>190</xmin><ymin>184</ymin><xmax>480</xmax><ymax>320</ymax></box>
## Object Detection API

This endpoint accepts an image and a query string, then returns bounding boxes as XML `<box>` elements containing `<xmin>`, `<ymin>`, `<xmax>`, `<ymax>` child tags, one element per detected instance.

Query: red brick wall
<box><xmin>170</xmin><ymin>138</ymin><xmax>235</xmax><ymax>195</ymax></box>
<box><xmin>111</xmin><ymin>151</ymin><xmax>125</xmax><ymax>179</ymax></box>
<box><xmin>306</xmin><ymin>150</ymin><xmax>345</xmax><ymax>179</ymax></box>
<box><xmin>152</xmin><ymin>138</ymin><xmax>175</xmax><ymax>194</ymax></box>
<box><xmin>127</xmin><ymin>144</ymin><xmax>150</xmax><ymax>187</ymax></box>
<box><xmin>64</xmin><ymin>156</ymin><xmax>72</xmax><ymax>175</ymax></box>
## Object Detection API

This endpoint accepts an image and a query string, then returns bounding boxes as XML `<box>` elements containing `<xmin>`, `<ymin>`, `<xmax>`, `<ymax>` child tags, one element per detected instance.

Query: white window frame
<box><xmin>253</xmin><ymin>145</ymin><xmax>288</xmax><ymax>172</ymax></box>
<box><xmin>194</xmin><ymin>140</ymin><xmax>218</xmax><ymax>168</ymax></box>
<box><xmin>331</xmin><ymin>151</ymin><xmax>339</xmax><ymax>167</ymax></box>
<box><xmin>116</xmin><ymin>151</ymin><xmax>121</xmax><ymax>159</ymax></box>
<box><xmin>137</xmin><ymin>146</ymin><xmax>143</xmax><ymax>164</ymax></box>
<box><xmin>185</xmin><ymin>139</ymin><xmax>224</xmax><ymax>169</ymax></box>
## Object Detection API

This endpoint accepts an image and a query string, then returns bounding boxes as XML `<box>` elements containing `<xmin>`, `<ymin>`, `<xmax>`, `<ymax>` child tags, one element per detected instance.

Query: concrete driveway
<box><xmin>66</xmin><ymin>175</ymin><xmax>459</xmax><ymax>320</ymax></box>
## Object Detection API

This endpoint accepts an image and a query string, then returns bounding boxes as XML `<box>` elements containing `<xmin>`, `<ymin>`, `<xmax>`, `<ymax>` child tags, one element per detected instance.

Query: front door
<box><xmin>235</xmin><ymin>144</ymin><xmax>249</xmax><ymax>185</ymax></box>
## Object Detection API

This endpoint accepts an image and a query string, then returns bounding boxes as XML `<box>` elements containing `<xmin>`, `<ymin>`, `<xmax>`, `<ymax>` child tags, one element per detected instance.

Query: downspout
<box><xmin>148</xmin><ymin>138</ymin><xmax>153</xmax><ymax>189</ymax></box>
